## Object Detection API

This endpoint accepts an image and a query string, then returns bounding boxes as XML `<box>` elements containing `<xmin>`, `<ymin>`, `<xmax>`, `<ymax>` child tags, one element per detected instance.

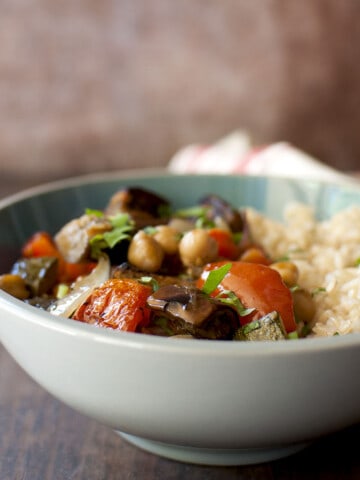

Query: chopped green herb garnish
<box><xmin>217</xmin><ymin>290</ymin><xmax>255</xmax><ymax>317</ymax></box>
<box><xmin>242</xmin><ymin>320</ymin><xmax>261</xmax><ymax>334</ymax></box>
<box><xmin>109</xmin><ymin>213</ymin><xmax>132</xmax><ymax>229</ymax></box>
<box><xmin>312</xmin><ymin>287</ymin><xmax>326</xmax><ymax>296</ymax></box>
<box><xmin>175</xmin><ymin>206</ymin><xmax>209</xmax><ymax>218</ymax></box>
<box><xmin>277</xmin><ymin>248</ymin><xmax>304</xmax><ymax>262</ymax></box>
<box><xmin>139</xmin><ymin>276</ymin><xmax>159</xmax><ymax>292</ymax></box>
<box><xmin>85</xmin><ymin>208</ymin><xmax>104</xmax><ymax>217</ymax></box>
<box><xmin>89</xmin><ymin>234</ymin><xmax>108</xmax><ymax>258</ymax></box>
<box><xmin>276</xmin><ymin>255</ymin><xmax>290</xmax><ymax>262</ymax></box>
<box><xmin>195</xmin><ymin>217</ymin><xmax>215</xmax><ymax>229</ymax></box>
<box><xmin>201</xmin><ymin>263</ymin><xmax>232</xmax><ymax>295</ymax></box>
<box><xmin>300</xmin><ymin>323</ymin><xmax>312</xmax><ymax>337</ymax></box>
<box><xmin>287</xmin><ymin>331</ymin><xmax>299</xmax><ymax>340</ymax></box>
<box><xmin>158</xmin><ymin>204</ymin><xmax>172</xmax><ymax>219</ymax></box>
<box><xmin>175</xmin><ymin>205</ymin><xmax>217</xmax><ymax>228</ymax></box>
<box><xmin>102</xmin><ymin>227</ymin><xmax>133</xmax><ymax>249</ymax></box>
<box><xmin>154</xmin><ymin>316</ymin><xmax>174</xmax><ymax>336</ymax></box>
<box><xmin>143</xmin><ymin>226</ymin><xmax>158</xmax><ymax>235</ymax></box>
<box><xmin>232</xmin><ymin>232</ymin><xmax>243</xmax><ymax>244</ymax></box>
<box><xmin>89</xmin><ymin>213</ymin><xmax>134</xmax><ymax>258</ymax></box>
<box><xmin>56</xmin><ymin>283</ymin><xmax>70</xmax><ymax>299</ymax></box>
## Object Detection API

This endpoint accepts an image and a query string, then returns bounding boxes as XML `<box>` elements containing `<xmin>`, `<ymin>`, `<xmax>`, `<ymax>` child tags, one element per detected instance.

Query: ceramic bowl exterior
<box><xmin>0</xmin><ymin>170</ymin><xmax>359</xmax><ymax>465</ymax></box>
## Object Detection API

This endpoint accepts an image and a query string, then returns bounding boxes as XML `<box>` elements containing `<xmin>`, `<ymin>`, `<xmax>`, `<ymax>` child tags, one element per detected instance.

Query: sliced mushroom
<box><xmin>146</xmin><ymin>284</ymin><xmax>239</xmax><ymax>339</ymax></box>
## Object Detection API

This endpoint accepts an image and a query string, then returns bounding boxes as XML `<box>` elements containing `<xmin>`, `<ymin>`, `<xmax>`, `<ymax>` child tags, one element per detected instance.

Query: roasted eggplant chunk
<box><xmin>198</xmin><ymin>194</ymin><xmax>253</xmax><ymax>251</ymax></box>
<box><xmin>199</xmin><ymin>194</ymin><xmax>245</xmax><ymax>232</ymax></box>
<box><xmin>105</xmin><ymin>187</ymin><xmax>170</xmax><ymax>228</ymax></box>
<box><xmin>11</xmin><ymin>257</ymin><xmax>58</xmax><ymax>296</ymax></box>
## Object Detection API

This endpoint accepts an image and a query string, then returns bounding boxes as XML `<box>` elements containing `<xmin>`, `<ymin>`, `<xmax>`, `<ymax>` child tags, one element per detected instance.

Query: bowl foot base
<box><xmin>117</xmin><ymin>431</ymin><xmax>308</xmax><ymax>466</ymax></box>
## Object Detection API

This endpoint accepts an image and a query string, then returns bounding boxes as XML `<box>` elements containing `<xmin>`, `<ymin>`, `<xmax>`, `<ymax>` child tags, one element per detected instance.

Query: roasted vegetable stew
<box><xmin>0</xmin><ymin>187</ymin><xmax>317</xmax><ymax>340</ymax></box>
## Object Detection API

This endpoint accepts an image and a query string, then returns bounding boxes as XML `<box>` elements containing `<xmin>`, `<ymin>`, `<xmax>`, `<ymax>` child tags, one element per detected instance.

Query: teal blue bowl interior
<box><xmin>0</xmin><ymin>171</ymin><xmax>359</xmax><ymax>272</ymax></box>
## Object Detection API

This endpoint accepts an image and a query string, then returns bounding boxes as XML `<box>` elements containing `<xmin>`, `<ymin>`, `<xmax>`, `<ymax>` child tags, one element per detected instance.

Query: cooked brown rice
<box><xmin>246</xmin><ymin>203</ymin><xmax>360</xmax><ymax>337</ymax></box>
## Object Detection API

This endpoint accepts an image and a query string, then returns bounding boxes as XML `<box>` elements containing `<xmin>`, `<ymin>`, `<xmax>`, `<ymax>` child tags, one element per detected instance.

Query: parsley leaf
<box><xmin>85</xmin><ymin>208</ymin><xmax>104</xmax><ymax>217</ymax></box>
<box><xmin>216</xmin><ymin>289</ymin><xmax>255</xmax><ymax>317</ymax></box>
<box><xmin>311</xmin><ymin>287</ymin><xmax>326</xmax><ymax>296</ymax></box>
<box><xmin>175</xmin><ymin>206</ymin><xmax>209</xmax><ymax>218</ymax></box>
<box><xmin>174</xmin><ymin>205</ymin><xmax>217</xmax><ymax>228</ymax></box>
<box><xmin>201</xmin><ymin>263</ymin><xmax>232</xmax><ymax>295</ymax></box>
<box><xmin>139</xmin><ymin>276</ymin><xmax>159</xmax><ymax>292</ymax></box>
<box><xmin>89</xmin><ymin>213</ymin><xmax>134</xmax><ymax>259</ymax></box>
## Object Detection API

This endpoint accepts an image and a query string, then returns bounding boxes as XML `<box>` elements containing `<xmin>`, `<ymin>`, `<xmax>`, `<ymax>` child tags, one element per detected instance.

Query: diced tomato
<box><xmin>197</xmin><ymin>261</ymin><xmax>296</xmax><ymax>333</ymax></box>
<box><xmin>72</xmin><ymin>278</ymin><xmax>153</xmax><ymax>332</ymax></box>
<box><xmin>22</xmin><ymin>231</ymin><xmax>65</xmax><ymax>279</ymax></box>
<box><xmin>22</xmin><ymin>231</ymin><xmax>60</xmax><ymax>259</ymax></box>
<box><xmin>207</xmin><ymin>228</ymin><xmax>240</xmax><ymax>260</ymax></box>
<box><xmin>60</xmin><ymin>261</ymin><xmax>97</xmax><ymax>284</ymax></box>
<box><xmin>22</xmin><ymin>231</ymin><xmax>96</xmax><ymax>284</ymax></box>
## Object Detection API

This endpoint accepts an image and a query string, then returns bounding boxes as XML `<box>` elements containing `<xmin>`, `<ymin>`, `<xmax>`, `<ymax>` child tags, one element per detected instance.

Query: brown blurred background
<box><xmin>1</xmin><ymin>0</ymin><xmax>360</xmax><ymax>194</ymax></box>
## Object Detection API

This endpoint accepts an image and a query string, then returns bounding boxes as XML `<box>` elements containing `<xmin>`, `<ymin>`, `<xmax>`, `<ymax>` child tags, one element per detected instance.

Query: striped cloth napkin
<box><xmin>168</xmin><ymin>131</ymin><xmax>356</xmax><ymax>186</ymax></box>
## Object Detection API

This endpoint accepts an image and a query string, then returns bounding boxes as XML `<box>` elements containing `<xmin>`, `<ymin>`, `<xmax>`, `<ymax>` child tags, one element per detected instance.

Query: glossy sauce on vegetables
<box><xmin>0</xmin><ymin>188</ymin><xmax>314</xmax><ymax>341</ymax></box>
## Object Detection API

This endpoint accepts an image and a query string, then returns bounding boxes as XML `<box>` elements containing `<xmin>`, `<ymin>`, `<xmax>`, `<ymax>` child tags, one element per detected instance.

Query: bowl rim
<box><xmin>1</xmin><ymin>168</ymin><xmax>360</xmax><ymax>357</ymax></box>
<box><xmin>1</xmin><ymin>167</ymin><xmax>359</xmax><ymax>210</ymax></box>
<box><xmin>0</xmin><ymin>168</ymin><xmax>170</xmax><ymax>210</ymax></box>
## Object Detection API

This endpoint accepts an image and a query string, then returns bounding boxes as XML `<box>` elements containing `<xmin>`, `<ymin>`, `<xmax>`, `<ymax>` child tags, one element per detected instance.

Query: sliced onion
<box><xmin>49</xmin><ymin>254</ymin><xmax>111</xmax><ymax>318</ymax></box>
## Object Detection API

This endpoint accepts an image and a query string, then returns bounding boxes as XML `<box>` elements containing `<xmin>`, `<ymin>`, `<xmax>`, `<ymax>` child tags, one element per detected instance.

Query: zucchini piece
<box><xmin>234</xmin><ymin>311</ymin><xmax>286</xmax><ymax>341</ymax></box>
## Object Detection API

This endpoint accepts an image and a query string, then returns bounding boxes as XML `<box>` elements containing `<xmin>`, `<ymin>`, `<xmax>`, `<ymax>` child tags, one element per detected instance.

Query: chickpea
<box><xmin>270</xmin><ymin>261</ymin><xmax>299</xmax><ymax>287</ymax></box>
<box><xmin>153</xmin><ymin>226</ymin><xmax>180</xmax><ymax>255</ymax></box>
<box><xmin>240</xmin><ymin>247</ymin><xmax>268</xmax><ymax>264</ymax></box>
<box><xmin>292</xmin><ymin>288</ymin><xmax>316</xmax><ymax>324</ymax></box>
<box><xmin>179</xmin><ymin>229</ymin><xmax>218</xmax><ymax>267</ymax></box>
<box><xmin>128</xmin><ymin>230</ymin><xmax>164</xmax><ymax>272</ymax></box>
<box><xmin>0</xmin><ymin>274</ymin><xmax>30</xmax><ymax>300</ymax></box>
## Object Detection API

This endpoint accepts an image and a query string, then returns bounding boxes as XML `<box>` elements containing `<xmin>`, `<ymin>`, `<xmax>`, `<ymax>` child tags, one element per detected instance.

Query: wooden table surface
<box><xmin>1</xmin><ymin>177</ymin><xmax>360</xmax><ymax>480</ymax></box>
